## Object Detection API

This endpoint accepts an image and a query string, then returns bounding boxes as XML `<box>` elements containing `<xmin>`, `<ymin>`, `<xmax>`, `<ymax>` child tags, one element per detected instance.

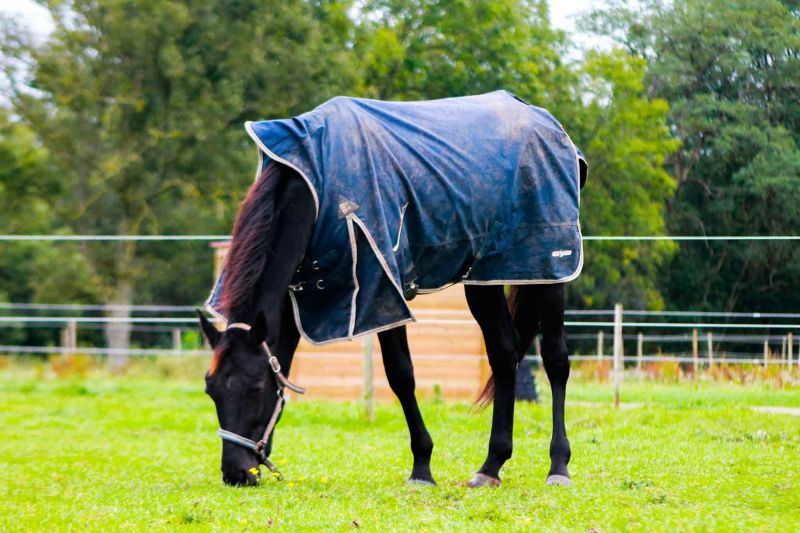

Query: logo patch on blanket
<box><xmin>337</xmin><ymin>196</ymin><xmax>360</xmax><ymax>219</ymax></box>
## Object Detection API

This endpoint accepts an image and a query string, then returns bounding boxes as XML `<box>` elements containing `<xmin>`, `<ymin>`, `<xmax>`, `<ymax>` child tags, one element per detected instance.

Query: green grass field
<box><xmin>1</xmin><ymin>365</ymin><xmax>799</xmax><ymax>532</ymax></box>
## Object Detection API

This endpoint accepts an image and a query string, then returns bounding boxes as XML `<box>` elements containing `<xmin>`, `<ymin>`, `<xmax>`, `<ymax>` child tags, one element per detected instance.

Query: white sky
<box><xmin>1</xmin><ymin>0</ymin><xmax>52</xmax><ymax>36</ymax></box>
<box><xmin>1</xmin><ymin>0</ymin><xmax>603</xmax><ymax>39</ymax></box>
<box><xmin>550</xmin><ymin>0</ymin><xmax>601</xmax><ymax>33</ymax></box>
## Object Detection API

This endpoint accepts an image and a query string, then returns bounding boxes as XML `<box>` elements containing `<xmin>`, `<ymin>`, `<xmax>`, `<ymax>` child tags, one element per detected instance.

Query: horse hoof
<box><xmin>467</xmin><ymin>473</ymin><xmax>501</xmax><ymax>488</ymax></box>
<box><xmin>546</xmin><ymin>474</ymin><xmax>572</xmax><ymax>487</ymax></box>
<box><xmin>407</xmin><ymin>477</ymin><xmax>436</xmax><ymax>486</ymax></box>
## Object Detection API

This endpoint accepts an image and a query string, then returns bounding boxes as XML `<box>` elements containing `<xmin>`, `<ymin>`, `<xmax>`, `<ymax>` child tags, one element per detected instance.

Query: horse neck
<box><xmin>229</xmin><ymin>172</ymin><xmax>316</xmax><ymax>367</ymax></box>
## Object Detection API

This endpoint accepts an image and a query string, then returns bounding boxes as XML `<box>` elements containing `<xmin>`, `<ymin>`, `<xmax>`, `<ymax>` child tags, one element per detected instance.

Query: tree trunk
<box><xmin>105</xmin><ymin>238</ymin><xmax>136</xmax><ymax>371</ymax></box>
<box><xmin>105</xmin><ymin>278</ymin><xmax>133</xmax><ymax>371</ymax></box>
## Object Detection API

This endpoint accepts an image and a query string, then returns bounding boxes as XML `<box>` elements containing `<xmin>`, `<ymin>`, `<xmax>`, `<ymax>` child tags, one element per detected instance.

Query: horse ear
<box><xmin>249</xmin><ymin>311</ymin><xmax>268</xmax><ymax>346</ymax></box>
<box><xmin>196</xmin><ymin>309</ymin><xmax>221</xmax><ymax>348</ymax></box>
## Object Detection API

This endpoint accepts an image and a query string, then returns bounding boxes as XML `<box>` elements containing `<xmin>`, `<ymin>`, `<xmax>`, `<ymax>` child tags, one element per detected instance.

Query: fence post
<box><xmin>613</xmin><ymin>303</ymin><xmax>623</xmax><ymax>408</ymax></box>
<box><xmin>789</xmin><ymin>333</ymin><xmax>794</xmax><ymax>367</ymax></box>
<box><xmin>172</xmin><ymin>328</ymin><xmax>182</xmax><ymax>354</ymax></box>
<box><xmin>706</xmin><ymin>332</ymin><xmax>714</xmax><ymax>368</ymax></box>
<box><xmin>60</xmin><ymin>320</ymin><xmax>77</xmax><ymax>354</ymax></box>
<box><xmin>636</xmin><ymin>332</ymin><xmax>643</xmax><ymax>372</ymax></box>
<box><xmin>763</xmin><ymin>339</ymin><xmax>769</xmax><ymax>368</ymax></box>
<box><xmin>692</xmin><ymin>329</ymin><xmax>699</xmax><ymax>375</ymax></box>
<box><xmin>597</xmin><ymin>331</ymin><xmax>604</xmax><ymax>361</ymax></box>
<box><xmin>363</xmin><ymin>335</ymin><xmax>375</xmax><ymax>422</ymax></box>
<box><xmin>781</xmin><ymin>336</ymin><xmax>787</xmax><ymax>363</ymax></box>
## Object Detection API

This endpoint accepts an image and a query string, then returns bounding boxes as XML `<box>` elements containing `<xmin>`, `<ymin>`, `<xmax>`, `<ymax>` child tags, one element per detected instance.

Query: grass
<box><xmin>1</xmin><ymin>364</ymin><xmax>799</xmax><ymax>532</ymax></box>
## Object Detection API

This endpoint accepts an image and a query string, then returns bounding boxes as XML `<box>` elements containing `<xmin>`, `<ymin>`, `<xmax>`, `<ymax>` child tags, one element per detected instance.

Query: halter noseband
<box><xmin>217</xmin><ymin>321</ymin><xmax>306</xmax><ymax>479</ymax></box>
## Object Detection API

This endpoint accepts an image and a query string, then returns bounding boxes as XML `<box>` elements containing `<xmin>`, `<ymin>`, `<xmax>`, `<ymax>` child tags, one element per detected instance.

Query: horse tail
<box><xmin>474</xmin><ymin>286</ymin><xmax>525</xmax><ymax>407</ymax></box>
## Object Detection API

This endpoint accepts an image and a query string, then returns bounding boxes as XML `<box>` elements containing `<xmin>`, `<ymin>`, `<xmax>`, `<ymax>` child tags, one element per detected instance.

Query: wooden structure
<box><xmin>212</xmin><ymin>243</ymin><xmax>488</xmax><ymax>401</ymax></box>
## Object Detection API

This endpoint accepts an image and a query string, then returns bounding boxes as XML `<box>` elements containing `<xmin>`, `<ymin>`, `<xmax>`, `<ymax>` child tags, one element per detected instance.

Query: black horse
<box><xmin>198</xmin><ymin>162</ymin><xmax>583</xmax><ymax>488</ymax></box>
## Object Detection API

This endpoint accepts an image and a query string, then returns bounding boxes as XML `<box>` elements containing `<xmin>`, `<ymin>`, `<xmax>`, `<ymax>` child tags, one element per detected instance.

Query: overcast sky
<box><xmin>2</xmin><ymin>0</ymin><xmax>603</xmax><ymax>39</ymax></box>
<box><xmin>549</xmin><ymin>0</ymin><xmax>601</xmax><ymax>34</ymax></box>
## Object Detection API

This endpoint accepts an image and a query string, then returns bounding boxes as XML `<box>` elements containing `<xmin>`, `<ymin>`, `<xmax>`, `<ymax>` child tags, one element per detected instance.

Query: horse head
<box><xmin>198</xmin><ymin>311</ymin><xmax>283</xmax><ymax>486</ymax></box>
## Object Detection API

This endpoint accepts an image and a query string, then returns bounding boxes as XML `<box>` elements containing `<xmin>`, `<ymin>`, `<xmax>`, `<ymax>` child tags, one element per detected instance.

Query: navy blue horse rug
<box><xmin>208</xmin><ymin>90</ymin><xmax>587</xmax><ymax>344</ymax></box>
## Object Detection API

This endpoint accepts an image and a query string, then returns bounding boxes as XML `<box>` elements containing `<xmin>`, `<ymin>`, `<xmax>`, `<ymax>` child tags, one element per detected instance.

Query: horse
<box><xmin>197</xmin><ymin>91</ymin><xmax>587</xmax><ymax>488</ymax></box>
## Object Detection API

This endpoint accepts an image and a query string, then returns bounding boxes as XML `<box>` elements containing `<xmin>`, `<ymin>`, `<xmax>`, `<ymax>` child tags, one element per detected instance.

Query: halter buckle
<box><xmin>254</xmin><ymin>439</ymin><xmax>267</xmax><ymax>455</ymax></box>
<box><xmin>269</xmin><ymin>355</ymin><xmax>281</xmax><ymax>373</ymax></box>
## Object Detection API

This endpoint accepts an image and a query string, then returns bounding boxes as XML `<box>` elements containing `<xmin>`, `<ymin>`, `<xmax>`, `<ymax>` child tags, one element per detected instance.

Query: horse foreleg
<box><xmin>378</xmin><ymin>326</ymin><xmax>435</xmax><ymax>485</ymax></box>
<box><xmin>465</xmin><ymin>285</ymin><xmax>520</xmax><ymax>487</ymax></box>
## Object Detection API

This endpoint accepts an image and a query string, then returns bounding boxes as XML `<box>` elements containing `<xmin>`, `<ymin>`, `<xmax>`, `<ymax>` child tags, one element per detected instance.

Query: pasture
<box><xmin>1</xmin><ymin>364</ymin><xmax>799</xmax><ymax>532</ymax></box>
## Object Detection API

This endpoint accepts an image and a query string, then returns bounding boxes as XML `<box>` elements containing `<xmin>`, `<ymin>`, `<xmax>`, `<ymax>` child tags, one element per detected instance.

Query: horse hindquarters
<box><xmin>377</xmin><ymin>326</ymin><xmax>435</xmax><ymax>484</ymax></box>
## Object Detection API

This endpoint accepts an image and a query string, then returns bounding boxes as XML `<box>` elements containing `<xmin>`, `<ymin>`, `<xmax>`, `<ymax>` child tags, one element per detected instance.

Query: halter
<box><xmin>217</xmin><ymin>322</ymin><xmax>306</xmax><ymax>479</ymax></box>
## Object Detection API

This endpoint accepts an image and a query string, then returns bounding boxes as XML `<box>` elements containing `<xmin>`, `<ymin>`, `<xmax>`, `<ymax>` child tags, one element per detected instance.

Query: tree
<box><xmin>356</xmin><ymin>0</ymin><xmax>568</xmax><ymax>103</ymax></box>
<box><xmin>584</xmin><ymin>0</ymin><xmax>800</xmax><ymax>311</ymax></box>
<box><xmin>1</xmin><ymin>1</ymin><xmax>360</xmax><ymax>365</ymax></box>
<box><xmin>563</xmin><ymin>50</ymin><xmax>678</xmax><ymax>309</ymax></box>
<box><xmin>0</xmin><ymin>110</ymin><xmax>102</xmax><ymax>349</ymax></box>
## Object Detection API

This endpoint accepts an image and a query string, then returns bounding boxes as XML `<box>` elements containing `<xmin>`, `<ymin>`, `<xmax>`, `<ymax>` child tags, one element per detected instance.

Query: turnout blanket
<box><xmin>208</xmin><ymin>91</ymin><xmax>586</xmax><ymax>344</ymax></box>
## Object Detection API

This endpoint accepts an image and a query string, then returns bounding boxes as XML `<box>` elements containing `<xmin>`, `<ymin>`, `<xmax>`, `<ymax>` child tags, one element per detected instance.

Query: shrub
<box><xmin>49</xmin><ymin>353</ymin><xmax>95</xmax><ymax>378</ymax></box>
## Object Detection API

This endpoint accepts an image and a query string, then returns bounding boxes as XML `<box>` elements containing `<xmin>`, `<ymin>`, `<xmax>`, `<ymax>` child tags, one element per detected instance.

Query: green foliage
<box><xmin>0</xmin><ymin>110</ymin><xmax>54</xmax><ymax>234</ymax></box>
<box><xmin>356</xmin><ymin>0</ymin><xmax>566</xmax><ymax>102</ymax></box>
<box><xmin>0</xmin><ymin>112</ymin><xmax>102</xmax><ymax>348</ymax></box>
<box><xmin>585</xmin><ymin>0</ymin><xmax>800</xmax><ymax>312</ymax></box>
<box><xmin>566</xmin><ymin>50</ymin><xmax>678</xmax><ymax>309</ymax></box>
<box><xmin>0</xmin><ymin>112</ymin><xmax>49</xmax><ymax>305</ymax></box>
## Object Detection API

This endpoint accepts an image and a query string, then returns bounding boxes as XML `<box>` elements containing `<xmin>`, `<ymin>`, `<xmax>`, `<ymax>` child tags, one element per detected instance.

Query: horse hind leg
<box><xmin>464</xmin><ymin>285</ymin><xmax>520</xmax><ymax>487</ymax></box>
<box><xmin>530</xmin><ymin>284</ymin><xmax>572</xmax><ymax>486</ymax></box>
<box><xmin>377</xmin><ymin>326</ymin><xmax>435</xmax><ymax>485</ymax></box>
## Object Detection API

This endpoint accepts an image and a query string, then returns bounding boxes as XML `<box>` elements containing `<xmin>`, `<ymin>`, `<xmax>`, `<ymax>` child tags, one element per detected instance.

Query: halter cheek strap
<box><xmin>224</xmin><ymin>322</ymin><xmax>306</xmax><ymax>395</ymax></box>
<box><xmin>217</xmin><ymin>322</ymin><xmax>306</xmax><ymax>478</ymax></box>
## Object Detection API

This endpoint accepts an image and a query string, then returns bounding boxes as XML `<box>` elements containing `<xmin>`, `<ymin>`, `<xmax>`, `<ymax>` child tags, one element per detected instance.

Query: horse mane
<box><xmin>220</xmin><ymin>163</ymin><xmax>282</xmax><ymax>318</ymax></box>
